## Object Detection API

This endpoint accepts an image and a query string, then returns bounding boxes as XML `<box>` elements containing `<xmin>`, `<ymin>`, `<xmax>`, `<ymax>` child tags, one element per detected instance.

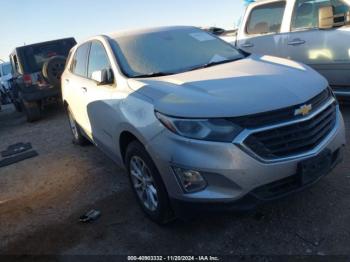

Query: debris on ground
<box><xmin>0</xmin><ymin>143</ymin><xmax>38</xmax><ymax>168</ymax></box>
<box><xmin>1</xmin><ymin>143</ymin><xmax>32</xmax><ymax>157</ymax></box>
<box><xmin>79</xmin><ymin>209</ymin><xmax>101</xmax><ymax>223</ymax></box>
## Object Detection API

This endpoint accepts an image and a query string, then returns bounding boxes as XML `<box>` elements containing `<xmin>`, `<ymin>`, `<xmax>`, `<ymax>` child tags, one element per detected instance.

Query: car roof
<box><xmin>13</xmin><ymin>37</ymin><xmax>76</xmax><ymax>52</ymax></box>
<box><xmin>108</xmin><ymin>26</ymin><xmax>198</xmax><ymax>39</ymax></box>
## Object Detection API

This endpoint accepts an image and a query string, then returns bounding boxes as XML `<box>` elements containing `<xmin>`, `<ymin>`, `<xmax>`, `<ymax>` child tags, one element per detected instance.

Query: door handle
<box><xmin>81</xmin><ymin>87</ymin><xmax>87</xmax><ymax>93</ymax></box>
<box><xmin>241</xmin><ymin>42</ymin><xmax>254</xmax><ymax>48</ymax></box>
<box><xmin>288</xmin><ymin>39</ymin><xmax>306</xmax><ymax>46</ymax></box>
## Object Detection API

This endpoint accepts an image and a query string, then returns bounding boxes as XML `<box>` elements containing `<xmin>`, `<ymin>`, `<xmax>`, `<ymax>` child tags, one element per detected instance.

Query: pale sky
<box><xmin>0</xmin><ymin>0</ymin><xmax>246</xmax><ymax>61</ymax></box>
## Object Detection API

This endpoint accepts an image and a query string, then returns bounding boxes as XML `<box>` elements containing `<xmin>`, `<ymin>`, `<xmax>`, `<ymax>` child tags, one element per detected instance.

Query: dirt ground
<box><xmin>0</xmin><ymin>103</ymin><xmax>350</xmax><ymax>256</ymax></box>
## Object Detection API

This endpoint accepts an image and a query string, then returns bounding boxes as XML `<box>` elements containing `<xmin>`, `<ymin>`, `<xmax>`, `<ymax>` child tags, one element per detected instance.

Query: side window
<box><xmin>246</xmin><ymin>2</ymin><xmax>286</xmax><ymax>35</ymax></box>
<box><xmin>292</xmin><ymin>0</ymin><xmax>330</xmax><ymax>30</ymax></box>
<box><xmin>12</xmin><ymin>55</ymin><xmax>20</xmax><ymax>74</ymax></box>
<box><xmin>333</xmin><ymin>0</ymin><xmax>350</xmax><ymax>16</ymax></box>
<box><xmin>87</xmin><ymin>41</ymin><xmax>111</xmax><ymax>79</ymax></box>
<box><xmin>71</xmin><ymin>43</ymin><xmax>90</xmax><ymax>77</ymax></box>
<box><xmin>292</xmin><ymin>0</ymin><xmax>350</xmax><ymax>31</ymax></box>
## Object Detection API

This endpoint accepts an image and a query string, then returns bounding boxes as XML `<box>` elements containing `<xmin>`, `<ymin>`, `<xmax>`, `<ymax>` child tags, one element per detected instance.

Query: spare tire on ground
<box><xmin>42</xmin><ymin>56</ymin><xmax>67</xmax><ymax>87</ymax></box>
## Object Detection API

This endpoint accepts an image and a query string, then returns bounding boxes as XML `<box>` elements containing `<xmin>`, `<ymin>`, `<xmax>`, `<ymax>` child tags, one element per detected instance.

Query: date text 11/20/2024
<box><xmin>127</xmin><ymin>256</ymin><xmax>220</xmax><ymax>261</ymax></box>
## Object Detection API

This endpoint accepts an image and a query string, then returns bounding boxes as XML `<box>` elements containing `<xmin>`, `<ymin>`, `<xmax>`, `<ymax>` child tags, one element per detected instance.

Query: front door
<box><xmin>82</xmin><ymin>41</ymin><xmax>116</xmax><ymax>154</ymax></box>
<box><xmin>285</xmin><ymin>0</ymin><xmax>350</xmax><ymax>90</ymax></box>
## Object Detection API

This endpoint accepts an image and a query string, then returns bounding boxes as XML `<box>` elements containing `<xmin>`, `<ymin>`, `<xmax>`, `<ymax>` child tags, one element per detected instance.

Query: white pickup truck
<box><xmin>222</xmin><ymin>0</ymin><xmax>350</xmax><ymax>97</ymax></box>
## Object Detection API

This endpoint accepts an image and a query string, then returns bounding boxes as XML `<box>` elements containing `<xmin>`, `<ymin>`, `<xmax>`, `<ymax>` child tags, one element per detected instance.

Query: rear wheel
<box><xmin>23</xmin><ymin>101</ymin><xmax>41</xmax><ymax>122</ymax></box>
<box><xmin>125</xmin><ymin>141</ymin><xmax>174</xmax><ymax>224</ymax></box>
<box><xmin>67</xmin><ymin>107</ymin><xmax>89</xmax><ymax>145</ymax></box>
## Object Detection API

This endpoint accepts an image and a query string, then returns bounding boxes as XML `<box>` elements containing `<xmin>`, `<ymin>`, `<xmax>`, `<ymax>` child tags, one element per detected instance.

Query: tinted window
<box><xmin>71</xmin><ymin>43</ymin><xmax>90</xmax><ymax>77</ymax></box>
<box><xmin>111</xmin><ymin>28</ymin><xmax>244</xmax><ymax>77</ymax></box>
<box><xmin>20</xmin><ymin>38</ymin><xmax>76</xmax><ymax>73</ymax></box>
<box><xmin>292</xmin><ymin>0</ymin><xmax>350</xmax><ymax>30</ymax></box>
<box><xmin>12</xmin><ymin>55</ymin><xmax>20</xmax><ymax>74</ymax></box>
<box><xmin>246</xmin><ymin>2</ymin><xmax>286</xmax><ymax>35</ymax></box>
<box><xmin>2</xmin><ymin>63</ymin><xmax>12</xmax><ymax>76</ymax></box>
<box><xmin>87</xmin><ymin>41</ymin><xmax>111</xmax><ymax>78</ymax></box>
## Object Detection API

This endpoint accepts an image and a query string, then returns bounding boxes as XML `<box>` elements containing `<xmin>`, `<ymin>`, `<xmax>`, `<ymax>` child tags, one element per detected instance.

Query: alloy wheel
<box><xmin>130</xmin><ymin>156</ymin><xmax>159</xmax><ymax>212</ymax></box>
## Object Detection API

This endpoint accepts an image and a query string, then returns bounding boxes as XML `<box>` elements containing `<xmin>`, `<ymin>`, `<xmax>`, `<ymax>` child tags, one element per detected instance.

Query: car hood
<box><xmin>127</xmin><ymin>54</ymin><xmax>328</xmax><ymax>118</ymax></box>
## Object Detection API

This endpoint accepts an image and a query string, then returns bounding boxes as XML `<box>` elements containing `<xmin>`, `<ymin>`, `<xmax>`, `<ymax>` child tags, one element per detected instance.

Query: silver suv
<box><xmin>62</xmin><ymin>26</ymin><xmax>346</xmax><ymax>223</ymax></box>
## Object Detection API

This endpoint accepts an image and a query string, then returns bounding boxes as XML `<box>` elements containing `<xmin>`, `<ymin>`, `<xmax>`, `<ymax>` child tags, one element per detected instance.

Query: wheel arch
<box><xmin>119</xmin><ymin>130</ymin><xmax>143</xmax><ymax>164</ymax></box>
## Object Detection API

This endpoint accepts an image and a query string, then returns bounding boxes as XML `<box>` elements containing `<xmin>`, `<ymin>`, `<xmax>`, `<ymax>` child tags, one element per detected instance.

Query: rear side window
<box><xmin>246</xmin><ymin>2</ymin><xmax>286</xmax><ymax>35</ymax></box>
<box><xmin>71</xmin><ymin>43</ymin><xmax>90</xmax><ymax>77</ymax></box>
<box><xmin>87</xmin><ymin>41</ymin><xmax>111</xmax><ymax>78</ymax></box>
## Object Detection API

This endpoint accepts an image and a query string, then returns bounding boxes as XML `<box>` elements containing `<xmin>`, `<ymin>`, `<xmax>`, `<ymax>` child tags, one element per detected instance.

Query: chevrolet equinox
<box><xmin>62</xmin><ymin>26</ymin><xmax>346</xmax><ymax>223</ymax></box>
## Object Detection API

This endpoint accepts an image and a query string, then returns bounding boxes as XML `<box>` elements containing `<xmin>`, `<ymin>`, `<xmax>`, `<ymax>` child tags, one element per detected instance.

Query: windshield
<box><xmin>111</xmin><ymin>27</ymin><xmax>244</xmax><ymax>77</ymax></box>
<box><xmin>2</xmin><ymin>63</ymin><xmax>12</xmax><ymax>76</ymax></box>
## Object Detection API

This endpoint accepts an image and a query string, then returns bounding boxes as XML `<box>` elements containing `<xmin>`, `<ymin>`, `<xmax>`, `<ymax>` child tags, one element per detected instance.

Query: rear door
<box><xmin>237</xmin><ymin>1</ymin><xmax>288</xmax><ymax>58</ymax></box>
<box><xmin>285</xmin><ymin>0</ymin><xmax>350</xmax><ymax>91</ymax></box>
<box><xmin>65</xmin><ymin>42</ymin><xmax>91</xmax><ymax>132</ymax></box>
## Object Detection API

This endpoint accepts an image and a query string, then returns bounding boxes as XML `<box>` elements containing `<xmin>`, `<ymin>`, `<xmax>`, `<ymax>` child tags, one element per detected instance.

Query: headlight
<box><xmin>155</xmin><ymin>112</ymin><xmax>243</xmax><ymax>142</ymax></box>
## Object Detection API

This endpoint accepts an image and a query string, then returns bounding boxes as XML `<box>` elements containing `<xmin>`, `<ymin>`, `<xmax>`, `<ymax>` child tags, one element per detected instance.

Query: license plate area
<box><xmin>298</xmin><ymin>149</ymin><xmax>332</xmax><ymax>185</ymax></box>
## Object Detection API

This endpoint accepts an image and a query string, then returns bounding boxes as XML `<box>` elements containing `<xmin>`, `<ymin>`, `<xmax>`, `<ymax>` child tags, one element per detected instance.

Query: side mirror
<box><xmin>319</xmin><ymin>6</ymin><xmax>334</xmax><ymax>29</ymax></box>
<box><xmin>91</xmin><ymin>68</ymin><xmax>114</xmax><ymax>85</ymax></box>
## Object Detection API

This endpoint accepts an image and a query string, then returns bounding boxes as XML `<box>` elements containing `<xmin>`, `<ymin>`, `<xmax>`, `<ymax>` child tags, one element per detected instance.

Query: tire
<box><xmin>67</xmin><ymin>107</ymin><xmax>89</xmax><ymax>146</ymax></box>
<box><xmin>125</xmin><ymin>141</ymin><xmax>174</xmax><ymax>224</ymax></box>
<box><xmin>42</xmin><ymin>56</ymin><xmax>66</xmax><ymax>87</ymax></box>
<box><xmin>23</xmin><ymin>101</ymin><xmax>41</xmax><ymax>122</ymax></box>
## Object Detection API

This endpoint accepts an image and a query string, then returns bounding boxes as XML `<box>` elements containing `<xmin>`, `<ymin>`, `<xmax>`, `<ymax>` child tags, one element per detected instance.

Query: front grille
<box><xmin>244</xmin><ymin>101</ymin><xmax>337</xmax><ymax>160</ymax></box>
<box><xmin>230</xmin><ymin>88</ymin><xmax>332</xmax><ymax>129</ymax></box>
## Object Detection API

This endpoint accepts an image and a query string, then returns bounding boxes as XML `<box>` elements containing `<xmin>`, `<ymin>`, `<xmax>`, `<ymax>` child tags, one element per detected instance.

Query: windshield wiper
<box><xmin>188</xmin><ymin>58</ymin><xmax>243</xmax><ymax>72</ymax></box>
<box><xmin>132</xmin><ymin>71</ymin><xmax>175</xmax><ymax>78</ymax></box>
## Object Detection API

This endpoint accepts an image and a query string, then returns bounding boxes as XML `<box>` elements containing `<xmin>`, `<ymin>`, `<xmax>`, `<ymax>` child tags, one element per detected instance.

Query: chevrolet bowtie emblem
<box><xmin>295</xmin><ymin>104</ymin><xmax>312</xmax><ymax>116</ymax></box>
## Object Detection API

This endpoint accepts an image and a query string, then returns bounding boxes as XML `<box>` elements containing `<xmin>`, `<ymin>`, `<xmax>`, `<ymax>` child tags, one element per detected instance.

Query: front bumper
<box><xmin>146</xmin><ymin>108</ymin><xmax>346</xmax><ymax>213</ymax></box>
<box><xmin>171</xmin><ymin>146</ymin><xmax>343</xmax><ymax>215</ymax></box>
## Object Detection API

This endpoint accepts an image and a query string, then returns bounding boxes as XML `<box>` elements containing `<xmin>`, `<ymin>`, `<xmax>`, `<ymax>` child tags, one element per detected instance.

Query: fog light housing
<box><xmin>173</xmin><ymin>167</ymin><xmax>207</xmax><ymax>193</ymax></box>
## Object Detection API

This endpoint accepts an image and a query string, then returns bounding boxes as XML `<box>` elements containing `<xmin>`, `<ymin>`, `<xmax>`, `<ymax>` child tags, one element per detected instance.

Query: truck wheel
<box><xmin>67</xmin><ymin>107</ymin><xmax>89</xmax><ymax>145</ymax></box>
<box><xmin>23</xmin><ymin>101</ymin><xmax>41</xmax><ymax>122</ymax></box>
<box><xmin>42</xmin><ymin>56</ymin><xmax>66</xmax><ymax>87</ymax></box>
<box><xmin>125</xmin><ymin>141</ymin><xmax>174</xmax><ymax>224</ymax></box>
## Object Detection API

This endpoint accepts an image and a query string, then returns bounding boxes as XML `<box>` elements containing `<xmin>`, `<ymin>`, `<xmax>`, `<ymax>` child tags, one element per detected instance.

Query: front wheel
<box><xmin>125</xmin><ymin>141</ymin><xmax>174</xmax><ymax>224</ymax></box>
